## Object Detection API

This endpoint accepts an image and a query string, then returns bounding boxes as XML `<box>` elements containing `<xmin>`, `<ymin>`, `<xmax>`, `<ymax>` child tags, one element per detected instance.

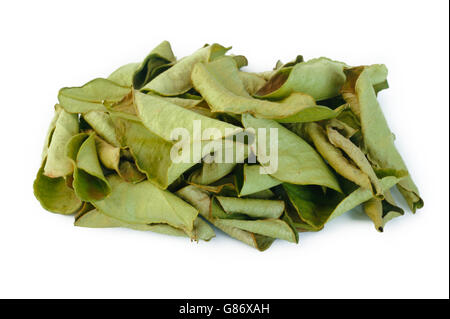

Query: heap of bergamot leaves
<box><xmin>34</xmin><ymin>41</ymin><xmax>423</xmax><ymax>251</ymax></box>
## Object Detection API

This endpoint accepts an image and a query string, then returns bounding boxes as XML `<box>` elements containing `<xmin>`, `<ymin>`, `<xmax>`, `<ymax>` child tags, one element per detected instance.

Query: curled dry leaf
<box><xmin>132</xmin><ymin>40</ymin><xmax>176</xmax><ymax>89</ymax></box>
<box><xmin>58</xmin><ymin>78</ymin><xmax>131</xmax><ymax>113</ymax></box>
<box><xmin>142</xmin><ymin>43</ymin><xmax>230</xmax><ymax>96</ymax></box>
<box><xmin>343</xmin><ymin>65</ymin><xmax>423</xmax><ymax>211</ymax></box>
<box><xmin>255</xmin><ymin>57</ymin><xmax>347</xmax><ymax>101</ymax></box>
<box><xmin>66</xmin><ymin>133</ymin><xmax>111</xmax><ymax>202</ymax></box>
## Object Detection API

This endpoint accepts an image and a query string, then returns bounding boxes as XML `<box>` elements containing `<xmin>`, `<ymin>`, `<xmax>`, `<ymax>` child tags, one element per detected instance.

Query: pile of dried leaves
<box><xmin>34</xmin><ymin>42</ymin><xmax>422</xmax><ymax>251</ymax></box>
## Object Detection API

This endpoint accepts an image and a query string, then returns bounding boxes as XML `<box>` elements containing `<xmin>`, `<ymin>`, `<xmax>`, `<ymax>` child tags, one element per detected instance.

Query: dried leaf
<box><xmin>66</xmin><ymin>133</ymin><xmax>111</xmax><ymax>201</ymax></box>
<box><xmin>108</xmin><ymin>63</ymin><xmax>140</xmax><ymax>87</ymax></box>
<box><xmin>111</xmin><ymin>112</ymin><xmax>197</xmax><ymax>189</ymax></box>
<box><xmin>58</xmin><ymin>78</ymin><xmax>131</xmax><ymax>113</ymax></box>
<box><xmin>235</xmin><ymin>164</ymin><xmax>282</xmax><ymax>197</ymax></box>
<box><xmin>142</xmin><ymin>43</ymin><xmax>230</xmax><ymax>96</ymax></box>
<box><xmin>255</xmin><ymin>57</ymin><xmax>347</xmax><ymax>101</ymax></box>
<box><xmin>93</xmin><ymin>175</ymin><xmax>198</xmax><ymax>234</ymax></box>
<box><xmin>43</xmin><ymin>109</ymin><xmax>79</xmax><ymax>178</ymax></box>
<box><xmin>176</xmin><ymin>186</ymin><xmax>276</xmax><ymax>251</ymax></box>
<box><xmin>305</xmin><ymin>122</ymin><xmax>372</xmax><ymax>191</ymax></box>
<box><xmin>132</xmin><ymin>40</ymin><xmax>176</xmax><ymax>89</ymax></box>
<box><xmin>192</xmin><ymin>57</ymin><xmax>338</xmax><ymax>122</ymax></box>
<box><xmin>216</xmin><ymin>196</ymin><xmax>285</xmax><ymax>219</ymax></box>
<box><xmin>242</xmin><ymin>114</ymin><xmax>342</xmax><ymax>192</ymax></box>
<box><xmin>363</xmin><ymin>191</ymin><xmax>404</xmax><ymax>232</ymax></box>
<box><xmin>75</xmin><ymin>208</ymin><xmax>215</xmax><ymax>241</ymax></box>
<box><xmin>34</xmin><ymin>160</ymin><xmax>82</xmax><ymax>215</ymax></box>
<box><xmin>356</xmin><ymin>67</ymin><xmax>423</xmax><ymax>211</ymax></box>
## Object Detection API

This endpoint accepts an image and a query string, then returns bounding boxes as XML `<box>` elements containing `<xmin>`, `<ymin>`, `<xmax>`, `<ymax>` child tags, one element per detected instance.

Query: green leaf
<box><xmin>242</xmin><ymin>114</ymin><xmax>342</xmax><ymax>192</ymax></box>
<box><xmin>58</xmin><ymin>78</ymin><xmax>131</xmax><ymax>113</ymax></box>
<box><xmin>92</xmin><ymin>175</ymin><xmax>198</xmax><ymax>233</ymax></box>
<box><xmin>255</xmin><ymin>57</ymin><xmax>347</xmax><ymax>101</ymax></box>
<box><xmin>132</xmin><ymin>40</ymin><xmax>176</xmax><ymax>89</ymax></box>
<box><xmin>142</xmin><ymin>43</ymin><xmax>230</xmax><ymax>96</ymax></box>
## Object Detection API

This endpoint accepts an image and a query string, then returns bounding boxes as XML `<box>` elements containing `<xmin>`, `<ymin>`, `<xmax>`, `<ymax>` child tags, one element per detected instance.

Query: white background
<box><xmin>0</xmin><ymin>0</ymin><xmax>448</xmax><ymax>299</ymax></box>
